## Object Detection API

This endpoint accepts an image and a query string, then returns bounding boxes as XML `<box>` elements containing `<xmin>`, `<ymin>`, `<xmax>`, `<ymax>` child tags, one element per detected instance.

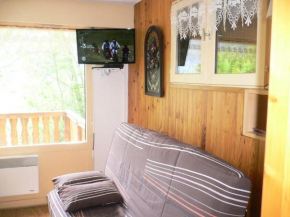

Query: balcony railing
<box><xmin>0</xmin><ymin>111</ymin><xmax>85</xmax><ymax>146</ymax></box>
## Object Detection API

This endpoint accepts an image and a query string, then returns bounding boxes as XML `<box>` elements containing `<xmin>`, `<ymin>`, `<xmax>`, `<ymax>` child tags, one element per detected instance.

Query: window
<box><xmin>177</xmin><ymin>2</ymin><xmax>202</xmax><ymax>75</ymax></box>
<box><xmin>0</xmin><ymin>27</ymin><xmax>86</xmax><ymax>146</ymax></box>
<box><xmin>215</xmin><ymin>17</ymin><xmax>257</xmax><ymax>74</ymax></box>
<box><xmin>170</xmin><ymin>0</ymin><xmax>267</xmax><ymax>87</ymax></box>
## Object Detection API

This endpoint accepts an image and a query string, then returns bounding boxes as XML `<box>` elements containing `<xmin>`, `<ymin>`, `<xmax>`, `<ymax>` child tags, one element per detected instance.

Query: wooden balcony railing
<box><xmin>0</xmin><ymin>111</ymin><xmax>85</xmax><ymax>146</ymax></box>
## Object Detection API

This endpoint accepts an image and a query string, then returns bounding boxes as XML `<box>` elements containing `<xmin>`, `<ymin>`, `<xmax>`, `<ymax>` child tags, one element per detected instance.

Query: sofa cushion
<box><xmin>52</xmin><ymin>171</ymin><xmax>109</xmax><ymax>192</ymax></box>
<box><xmin>47</xmin><ymin>189</ymin><xmax>126</xmax><ymax>217</ymax></box>
<box><xmin>59</xmin><ymin>180</ymin><xmax>123</xmax><ymax>212</ymax></box>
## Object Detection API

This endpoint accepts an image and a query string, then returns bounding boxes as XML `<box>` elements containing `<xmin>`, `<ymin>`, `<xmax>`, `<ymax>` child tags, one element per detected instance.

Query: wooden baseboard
<box><xmin>0</xmin><ymin>197</ymin><xmax>47</xmax><ymax>209</ymax></box>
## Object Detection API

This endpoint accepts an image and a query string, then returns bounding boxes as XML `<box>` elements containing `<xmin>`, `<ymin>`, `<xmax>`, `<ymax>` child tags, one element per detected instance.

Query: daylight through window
<box><xmin>0</xmin><ymin>27</ymin><xmax>86</xmax><ymax>146</ymax></box>
<box><xmin>215</xmin><ymin>17</ymin><xmax>258</xmax><ymax>74</ymax></box>
<box><xmin>170</xmin><ymin>0</ymin><xmax>266</xmax><ymax>87</ymax></box>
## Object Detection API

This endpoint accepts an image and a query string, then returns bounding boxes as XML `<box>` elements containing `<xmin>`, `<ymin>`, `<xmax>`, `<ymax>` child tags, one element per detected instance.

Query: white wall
<box><xmin>0</xmin><ymin>0</ymin><xmax>133</xmax><ymax>208</ymax></box>
<box><xmin>93</xmin><ymin>65</ymin><xmax>128</xmax><ymax>171</ymax></box>
<box><xmin>0</xmin><ymin>0</ymin><xmax>134</xmax><ymax>28</ymax></box>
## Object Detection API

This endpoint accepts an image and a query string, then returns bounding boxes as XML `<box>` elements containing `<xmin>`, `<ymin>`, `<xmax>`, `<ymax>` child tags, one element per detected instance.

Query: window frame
<box><xmin>0</xmin><ymin>26</ymin><xmax>93</xmax><ymax>148</ymax></box>
<box><xmin>170</xmin><ymin>0</ymin><xmax>207</xmax><ymax>85</ymax></box>
<box><xmin>170</xmin><ymin>0</ymin><xmax>267</xmax><ymax>88</ymax></box>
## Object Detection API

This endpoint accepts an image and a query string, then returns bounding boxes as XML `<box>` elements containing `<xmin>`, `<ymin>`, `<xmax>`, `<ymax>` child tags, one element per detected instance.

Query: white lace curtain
<box><xmin>175</xmin><ymin>0</ymin><xmax>262</xmax><ymax>40</ymax></box>
<box><xmin>177</xmin><ymin>2</ymin><xmax>205</xmax><ymax>39</ymax></box>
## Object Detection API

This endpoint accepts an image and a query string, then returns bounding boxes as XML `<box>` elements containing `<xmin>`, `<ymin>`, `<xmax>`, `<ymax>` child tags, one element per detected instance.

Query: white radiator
<box><xmin>0</xmin><ymin>155</ymin><xmax>39</xmax><ymax>197</ymax></box>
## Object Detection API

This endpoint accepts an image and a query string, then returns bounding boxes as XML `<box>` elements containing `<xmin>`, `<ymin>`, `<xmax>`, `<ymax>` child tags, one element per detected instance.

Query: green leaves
<box><xmin>0</xmin><ymin>27</ymin><xmax>85</xmax><ymax>118</ymax></box>
<box><xmin>216</xmin><ymin>46</ymin><xmax>256</xmax><ymax>74</ymax></box>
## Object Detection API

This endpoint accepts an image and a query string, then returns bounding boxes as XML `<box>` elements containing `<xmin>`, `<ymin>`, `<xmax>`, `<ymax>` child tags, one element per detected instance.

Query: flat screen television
<box><xmin>76</xmin><ymin>29</ymin><xmax>135</xmax><ymax>64</ymax></box>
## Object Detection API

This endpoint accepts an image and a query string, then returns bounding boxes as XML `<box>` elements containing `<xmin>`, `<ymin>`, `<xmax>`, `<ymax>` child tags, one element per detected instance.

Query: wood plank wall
<box><xmin>129</xmin><ymin>0</ymin><xmax>265</xmax><ymax>216</ymax></box>
<box><xmin>261</xmin><ymin>0</ymin><xmax>290</xmax><ymax>216</ymax></box>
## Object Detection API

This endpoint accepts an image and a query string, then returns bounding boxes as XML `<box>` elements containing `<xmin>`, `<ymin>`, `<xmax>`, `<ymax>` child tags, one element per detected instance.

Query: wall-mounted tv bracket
<box><xmin>92</xmin><ymin>64</ymin><xmax>124</xmax><ymax>76</ymax></box>
<box><xmin>92</xmin><ymin>64</ymin><xmax>124</xmax><ymax>69</ymax></box>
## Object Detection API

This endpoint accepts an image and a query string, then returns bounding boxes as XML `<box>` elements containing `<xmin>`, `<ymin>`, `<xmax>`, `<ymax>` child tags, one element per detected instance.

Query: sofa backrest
<box><xmin>105</xmin><ymin>123</ymin><xmax>251</xmax><ymax>217</ymax></box>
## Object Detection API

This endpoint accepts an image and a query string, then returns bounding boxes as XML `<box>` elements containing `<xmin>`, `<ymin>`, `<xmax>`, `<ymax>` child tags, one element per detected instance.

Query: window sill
<box><xmin>169</xmin><ymin>83</ymin><xmax>246</xmax><ymax>93</ymax></box>
<box><xmin>0</xmin><ymin>141</ymin><xmax>91</xmax><ymax>154</ymax></box>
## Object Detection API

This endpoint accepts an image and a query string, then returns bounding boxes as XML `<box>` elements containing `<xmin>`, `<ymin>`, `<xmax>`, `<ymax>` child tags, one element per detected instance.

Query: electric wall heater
<box><xmin>0</xmin><ymin>155</ymin><xmax>39</xmax><ymax>197</ymax></box>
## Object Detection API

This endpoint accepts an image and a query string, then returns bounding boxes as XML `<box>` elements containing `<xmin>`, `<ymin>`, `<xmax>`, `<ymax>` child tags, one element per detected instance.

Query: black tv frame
<box><xmin>76</xmin><ymin>28</ymin><xmax>135</xmax><ymax>65</ymax></box>
<box><xmin>92</xmin><ymin>64</ymin><xmax>124</xmax><ymax>69</ymax></box>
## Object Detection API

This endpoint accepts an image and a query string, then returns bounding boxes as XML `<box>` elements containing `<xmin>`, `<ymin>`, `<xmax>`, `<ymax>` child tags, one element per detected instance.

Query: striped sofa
<box><xmin>47</xmin><ymin>122</ymin><xmax>251</xmax><ymax>217</ymax></box>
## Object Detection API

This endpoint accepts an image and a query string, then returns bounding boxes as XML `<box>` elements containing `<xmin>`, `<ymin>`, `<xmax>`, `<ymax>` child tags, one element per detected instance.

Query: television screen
<box><xmin>76</xmin><ymin>29</ymin><xmax>135</xmax><ymax>64</ymax></box>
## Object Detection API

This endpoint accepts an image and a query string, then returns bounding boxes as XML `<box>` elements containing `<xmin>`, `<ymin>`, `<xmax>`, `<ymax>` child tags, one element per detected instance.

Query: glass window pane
<box><xmin>0</xmin><ymin>27</ymin><xmax>86</xmax><ymax>145</ymax></box>
<box><xmin>177</xmin><ymin>36</ymin><xmax>201</xmax><ymax>74</ymax></box>
<box><xmin>176</xmin><ymin>2</ymin><xmax>202</xmax><ymax>74</ymax></box>
<box><xmin>215</xmin><ymin>16</ymin><xmax>257</xmax><ymax>74</ymax></box>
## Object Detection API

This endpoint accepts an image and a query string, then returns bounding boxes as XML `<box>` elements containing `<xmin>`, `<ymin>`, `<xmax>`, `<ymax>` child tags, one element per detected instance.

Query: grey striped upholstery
<box><xmin>47</xmin><ymin>189</ymin><xmax>125</xmax><ymax>217</ymax></box>
<box><xmin>52</xmin><ymin>171</ymin><xmax>110</xmax><ymax>193</ymax></box>
<box><xmin>105</xmin><ymin>123</ymin><xmax>251</xmax><ymax>217</ymax></box>
<box><xmin>59</xmin><ymin>180</ymin><xmax>123</xmax><ymax>212</ymax></box>
<box><xmin>47</xmin><ymin>122</ymin><xmax>251</xmax><ymax>217</ymax></box>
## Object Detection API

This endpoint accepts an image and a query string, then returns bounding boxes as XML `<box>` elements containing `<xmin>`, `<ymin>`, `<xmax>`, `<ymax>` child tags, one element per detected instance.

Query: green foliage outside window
<box><xmin>0</xmin><ymin>27</ymin><xmax>85</xmax><ymax>118</ymax></box>
<box><xmin>216</xmin><ymin>46</ymin><xmax>256</xmax><ymax>74</ymax></box>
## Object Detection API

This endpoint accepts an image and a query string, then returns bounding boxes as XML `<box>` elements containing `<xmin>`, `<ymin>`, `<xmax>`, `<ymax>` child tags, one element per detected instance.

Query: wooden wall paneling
<box><xmin>153</xmin><ymin>97</ymin><xmax>159</xmax><ymax>131</ymax></box>
<box><xmin>168</xmin><ymin>116</ymin><xmax>175</xmax><ymax>138</ymax></box>
<box><xmin>129</xmin><ymin>0</ymin><xmax>265</xmax><ymax>216</ymax></box>
<box><xmin>147</xmin><ymin>96</ymin><xmax>153</xmax><ymax>130</ymax></box>
<box><xmin>162</xmin><ymin>0</ymin><xmax>172</xmax><ymax>103</ymax></box>
<box><xmin>128</xmin><ymin>0</ymin><xmax>138</xmax><ymax>124</ymax></box>
<box><xmin>195</xmin><ymin>90</ymin><xmax>203</xmax><ymax>147</ymax></box>
<box><xmin>153</xmin><ymin>98</ymin><xmax>158</xmax><ymax>132</ymax></box>
<box><xmin>264</xmin><ymin>20</ymin><xmax>272</xmax><ymax>85</ymax></box>
<box><xmin>201</xmin><ymin>91</ymin><xmax>207</xmax><ymax>150</ymax></box>
<box><xmin>133</xmin><ymin>1</ymin><xmax>139</xmax><ymax>125</ymax></box>
<box><xmin>191</xmin><ymin>90</ymin><xmax>198</xmax><ymax>146</ymax></box>
<box><xmin>162</xmin><ymin>90</ymin><xmax>170</xmax><ymax>135</ymax></box>
<box><xmin>261</xmin><ymin>0</ymin><xmax>290</xmax><ymax>216</ymax></box>
<box><xmin>157</xmin><ymin>98</ymin><xmax>164</xmax><ymax>132</ymax></box>
<box><xmin>132</xmin><ymin>69</ymin><xmax>138</xmax><ymax>124</ymax></box>
<box><xmin>236</xmin><ymin>93</ymin><xmax>244</xmax><ymax>134</ymax></box>
<box><xmin>168</xmin><ymin>88</ymin><xmax>173</xmax><ymax>117</ymax></box>
<box><xmin>175</xmin><ymin>89</ymin><xmax>182</xmax><ymax>141</ymax></box>
<box><xmin>146</xmin><ymin>0</ymin><xmax>153</xmax><ymax>26</ymax></box>
<box><xmin>244</xmin><ymin>138</ymin><xmax>259</xmax><ymax>217</ymax></box>
<box><xmin>182</xmin><ymin>89</ymin><xmax>189</xmax><ymax>121</ymax></box>
<box><xmin>253</xmin><ymin>140</ymin><xmax>266</xmax><ymax>217</ymax></box>
<box><xmin>205</xmin><ymin>91</ymin><xmax>213</xmax><ymax>152</ymax></box>
<box><xmin>183</xmin><ymin>90</ymin><xmax>193</xmax><ymax>145</ymax></box>
<box><xmin>175</xmin><ymin>118</ymin><xmax>183</xmax><ymax>142</ymax></box>
<box><xmin>216</xmin><ymin>92</ymin><xmax>225</xmax><ymax>157</ymax></box>
<box><xmin>181</xmin><ymin>89</ymin><xmax>189</xmax><ymax>143</ymax></box>
<box><xmin>179</xmin><ymin>89</ymin><xmax>185</xmax><ymax>121</ymax></box>
<box><xmin>177</xmin><ymin>89</ymin><xmax>184</xmax><ymax>141</ymax></box>
<box><xmin>141</xmin><ymin>0</ymin><xmax>149</xmax><ymax>129</ymax></box>
<box><xmin>169</xmin><ymin>88</ymin><xmax>177</xmax><ymax>137</ymax></box>
<box><xmin>134</xmin><ymin>1</ymin><xmax>141</xmax><ymax>125</ymax></box>
<box><xmin>162</xmin><ymin>0</ymin><xmax>173</xmax><ymax>137</ymax></box>
<box><xmin>225</xmin><ymin>92</ymin><xmax>238</xmax><ymax>163</ymax></box>
<box><xmin>175</xmin><ymin>88</ymin><xmax>180</xmax><ymax>119</ymax></box>
<box><xmin>220</xmin><ymin>92</ymin><xmax>229</xmax><ymax>160</ymax></box>
<box><xmin>156</xmin><ymin>97</ymin><xmax>163</xmax><ymax>133</ymax></box>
